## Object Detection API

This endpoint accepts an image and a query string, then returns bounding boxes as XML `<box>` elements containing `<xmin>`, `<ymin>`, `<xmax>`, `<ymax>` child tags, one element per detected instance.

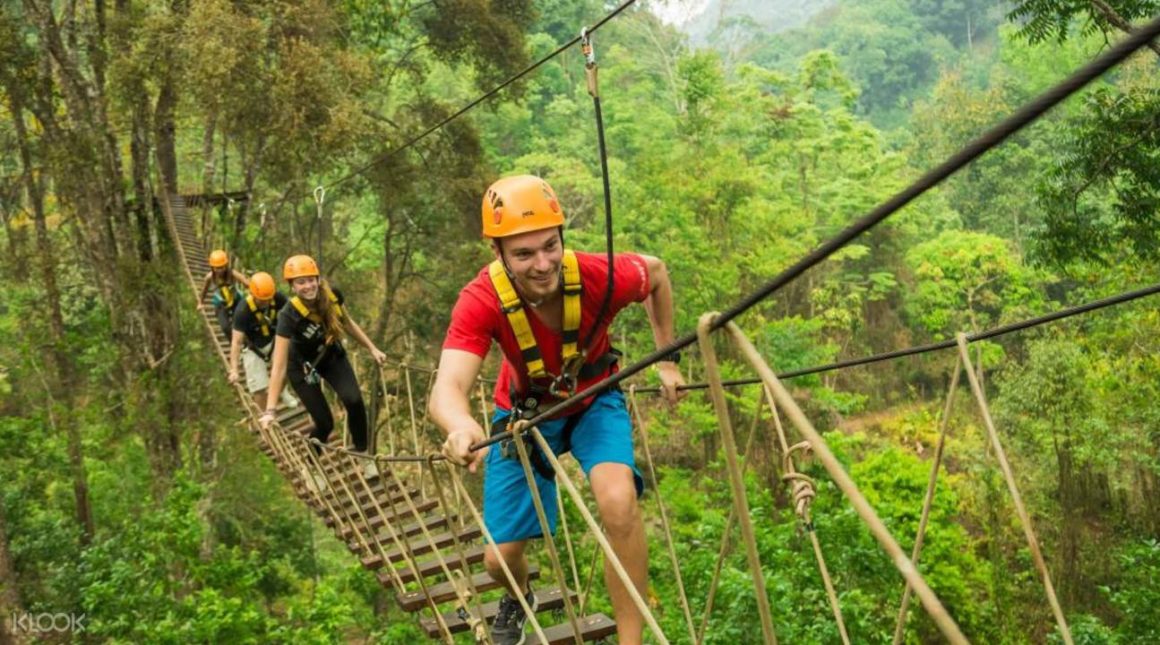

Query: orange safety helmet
<box><xmin>481</xmin><ymin>175</ymin><xmax>565</xmax><ymax>239</ymax></box>
<box><xmin>249</xmin><ymin>272</ymin><xmax>276</xmax><ymax>300</ymax></box>
<box><xmin>283</xmin><ymin>254</ymin><xmax>320</xmax><ymax>282</ymax></box>
<box><xmin>209</xmin><ymin>249</ymin><xmax>229</xmax><ymax>268</ymax></box>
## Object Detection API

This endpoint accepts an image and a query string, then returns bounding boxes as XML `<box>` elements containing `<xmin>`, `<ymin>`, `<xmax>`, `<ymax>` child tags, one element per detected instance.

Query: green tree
<box><xmin>905</xmin><ymin>230</ymin><xmax>1049</xmax><ymax>338</ymax></box>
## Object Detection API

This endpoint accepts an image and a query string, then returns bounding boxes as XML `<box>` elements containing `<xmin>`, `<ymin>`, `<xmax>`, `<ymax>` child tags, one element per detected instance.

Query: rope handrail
<box><xmin>765</xmin><ymin>396</ymin><xmax>851</xmax><ymax>644</ymax></box>
<box><xmin>525</xmin><ymin>426</ymin><xmax>671</xmax><ymax>643</ymax></box>
<box><xmin>697</xmin><ymin>315</ymin><xmax>780</xmax><ymax>644</ymax></box>
<box><xmin>509</xmin><ymin>422</ymin><xmax>587</xmax><ymax>644</ymax></box>
<box><xmin>472</xmin><ymin>15</ymin><xmax>1160</xmax><ymax>452</ymax></box>
<box><xmin>627</xmin><ymin>387</ymin><xmax>699</xmax><ymax>643</ymax></box>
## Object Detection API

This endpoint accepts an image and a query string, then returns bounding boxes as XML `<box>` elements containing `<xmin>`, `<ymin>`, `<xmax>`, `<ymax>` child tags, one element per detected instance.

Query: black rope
<box><xmin>320</xmin><ymin>0</ymin><xmax>639</xmax><ymax>194</ymax></box>
<box><xmin>362</xmin><ymin>279</ymin><xmax>1160</xmax><ymax>462</ymax></box>
<box><xmin>580</xmin><ymin>37</ymin><xmax>615</xmax><ymax>358</ymax></box>
<box><xmin>472</xmin><ymin>14</ymin><xmax>1160</xmax><ymax>452</ymax></box>
<box><xmin>629</xmin><ymin>281</ymin><xmax>1160</xmax><ymax>393</ymax></box>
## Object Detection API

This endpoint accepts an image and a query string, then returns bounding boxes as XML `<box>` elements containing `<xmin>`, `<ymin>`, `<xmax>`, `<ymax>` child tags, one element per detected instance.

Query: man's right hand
<box><xmin>441</xmin><ymin>427</ymin><xmax>487</xmax><ymax>473</ymax></box>
<box><xmin>227</xmin><ymin>369</ymin><xmax>240</xmax><ymax>385</ymax></box>
<box><xmin>259</xmin><ymin>410</ymin><xmax>276</xmax><ymax>430</ymax></box>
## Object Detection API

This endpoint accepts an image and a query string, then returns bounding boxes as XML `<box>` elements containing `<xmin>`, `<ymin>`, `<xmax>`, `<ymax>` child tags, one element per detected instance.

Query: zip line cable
<box><xmin>317</xmin><ymin>0</ymin><xmax>639</xmax><ymax>195</ymax></box>
<box><xmin>472</xmin><ymin>14</ymin><xmax>1160</xmax><ymax>451</ymax></box>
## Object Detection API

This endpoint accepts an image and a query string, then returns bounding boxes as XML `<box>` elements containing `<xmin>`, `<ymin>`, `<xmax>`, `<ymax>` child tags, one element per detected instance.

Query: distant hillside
<box><xmin>676</xmin><ymin>0</ymin><xmax>837</xmax><ymax>44</ymax></box>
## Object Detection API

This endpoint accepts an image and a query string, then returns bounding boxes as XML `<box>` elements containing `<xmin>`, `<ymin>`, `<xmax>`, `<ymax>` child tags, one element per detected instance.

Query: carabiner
<box><xmin>580</xmin><ymin>26</ymin><xmax>599</xmax><ymax>97</ymax></box>
<box><xmin>580</xmin><ymin>27</ymin><xmax>596</xmax><ymax>67</ymax></box>
<box><xmin>548</xmin><ymin>373</ymin><xmax>577</xmax><ymax>399</ymax></box>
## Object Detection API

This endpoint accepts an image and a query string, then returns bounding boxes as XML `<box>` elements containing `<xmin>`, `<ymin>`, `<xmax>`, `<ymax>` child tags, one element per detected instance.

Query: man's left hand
<box><xmin>371</xmin><ymin>348</ymin><xmax>387</xmax><ymax>366</ymax></box>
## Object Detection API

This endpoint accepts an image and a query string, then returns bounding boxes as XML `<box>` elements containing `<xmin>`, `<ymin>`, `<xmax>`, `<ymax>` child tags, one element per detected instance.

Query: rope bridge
<box><xmin>154</xmin><ymin>4</ymin><xmax>1160</xmax><ymax>641</ymax></box>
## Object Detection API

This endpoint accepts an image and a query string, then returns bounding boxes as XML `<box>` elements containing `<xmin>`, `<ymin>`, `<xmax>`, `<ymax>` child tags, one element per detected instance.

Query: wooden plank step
<box><xmin>277</xmin><ymin>408</ymin><xmax>307</xmax><ymax>425</ymax></box>
<box><xmin>338</xmin><ymin>506</ymin><xmax>445</xmax><ymax>540</ymax></box>
<box><xmin>281</xmin><ymin>417</ymin><xmax>314</xmax><ymax>436</ymax></box>
<box><xmin>325</xmin><ymin>483</ymin><xmax>419</xmax><ymax>513</ymax></box>
<box><xmin>322</xmin><ymin>497</ymin><xmax>439</xmax><ymax>532</ymax></box>
<box><xmin>359</xmin><ymin>525</ymin><xmax>482</xmax><ymax>570</ymax></box>
<box><xmin>309</xmin><ymin>485</ymin><xmax>420</xmax><ymax>518</ymax></box>
<box><xmin>353</xmin><ymin>512</ymin><xmax>454</xmax><ymax>545</ymax></box>
<box><xmin>419</xmin><ymin>584</ymin><xmax>575</xmax><ymax>636</ymax></box>
<box><xmin>380</xmin><ymin>544</ymin><xmax>486</xmax><ymax>586</ymax></box>
<box><xmin>542</xmin><ymin>613</ymin><xmax>617</xmax><ymax>644</ymax></box>
<box><xmin>320</xmin><ymin>461</ymin><xmax>398</xmax><ymax>488</ymax></box>
<box><xmin>400</xmin><ymin>566</ymin><xmax>541</xmax><ymax>612</ymax></box>
<box><xmin>324</xmin><ymin>475</ymin><xmax>401</xmax><ymax>508</ymax></box>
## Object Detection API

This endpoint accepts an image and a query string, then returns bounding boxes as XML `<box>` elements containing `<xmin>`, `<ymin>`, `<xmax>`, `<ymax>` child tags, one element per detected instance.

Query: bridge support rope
<box><xmin>956</xmin><ymin>334</ymin><xmax>1074</xmax><ymax>644</ymax></box>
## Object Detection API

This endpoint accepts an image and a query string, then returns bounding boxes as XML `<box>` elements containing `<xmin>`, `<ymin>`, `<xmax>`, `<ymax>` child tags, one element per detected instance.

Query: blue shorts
<box><xmin>482</xmin><ymin>388</ymin><xmax>644</xmax><ymax>543</ymax></box>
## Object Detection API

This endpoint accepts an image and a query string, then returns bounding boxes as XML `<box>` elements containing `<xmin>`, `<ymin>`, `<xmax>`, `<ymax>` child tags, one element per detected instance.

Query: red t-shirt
<box><xmin>443</xmin><ymin>251</ymin><xmax>651</xmax><ymax>412</ymax></box>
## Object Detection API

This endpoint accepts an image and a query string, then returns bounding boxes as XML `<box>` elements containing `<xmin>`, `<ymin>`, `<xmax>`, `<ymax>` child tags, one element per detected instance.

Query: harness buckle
<box><xmin>303</xmin><ymin>362</ymin><xmax>321</xmax><ymax>385</ymax></box>
<box><xmin>500</xmin><ymin>437</ymin><xmax>519</xmax><ymax>460</ymax></box>
<box><xmin>552</xmin><ymin>351</ymin><xmax>586</xmax><ymax>398</ymax></box>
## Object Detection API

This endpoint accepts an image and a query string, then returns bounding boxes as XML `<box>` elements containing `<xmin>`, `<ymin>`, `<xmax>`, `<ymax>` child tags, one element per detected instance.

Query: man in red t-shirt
<box><xmin>432</xmin><ymin>175</ymin><xmax>683</xmax><ymax>645</ymax></box>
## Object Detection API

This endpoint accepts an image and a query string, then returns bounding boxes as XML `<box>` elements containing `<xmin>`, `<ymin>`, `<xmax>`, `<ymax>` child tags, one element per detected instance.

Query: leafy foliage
<box><xmin>2</xmin><ymin>0</ymin><xmax>1160</xmax><ymax>641</ymax></box>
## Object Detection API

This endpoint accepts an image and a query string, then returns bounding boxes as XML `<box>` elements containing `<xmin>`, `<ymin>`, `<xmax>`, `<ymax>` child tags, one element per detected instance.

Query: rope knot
<box><xmin>782</xmin><ymin>441</ymin><xmax>817</xmax><ymax>521</ymax></box>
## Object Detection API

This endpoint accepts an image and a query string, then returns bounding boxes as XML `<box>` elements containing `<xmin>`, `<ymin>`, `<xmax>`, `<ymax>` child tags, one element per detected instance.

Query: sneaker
<box><xmin>280</xmin><ymin>389</ymin><xmax>300</xmax><ymax>408</ymax></box>
<box><xmin>361</xmin><ymin>456</ymin><xmax>379</xmax><ymax>480</ymax></box>
<box><xmin>310</xmin><ymin>472</ymin><xmax>329</xmax><ymax>494</ymax></box>
<box><xmin>491</xmin><ymin>585</ymin><xmax>537</xmax><ymax>645</ymax></box>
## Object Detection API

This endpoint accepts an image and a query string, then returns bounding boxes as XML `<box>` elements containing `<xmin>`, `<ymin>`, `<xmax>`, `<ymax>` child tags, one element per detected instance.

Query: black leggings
<box><xmin>288</xmin><ymin>349</ymin><xmax>369</xmax><ymax>454</ymax></box>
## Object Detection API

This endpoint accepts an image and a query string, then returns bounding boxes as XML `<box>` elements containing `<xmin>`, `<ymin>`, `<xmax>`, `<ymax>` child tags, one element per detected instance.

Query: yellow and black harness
<box><xmin>489</xmin><ymin>250</ymin><xmax>621</xmax><ymax>406</ymax></box>
<box><xmin>245</xmin><ymin>294</ymin><xmax>275</xmax><ymax>357</ymax></box>
<box><xmin>289</xmin><ymin>289</ymin><xmax>345</xmax><ymax>383</ymax></box>
<box><xmin>214</xmin><ymin>274</ymin><xmax>240</xmax><ymax>309</ymax></box>
<box><xmin>489</xmin><ymin>249</ymin><xmax>583</xmax><ymax>394</ymax></box>
<box><xmin>289</xmin><ymin>288</ymin><xmax>344</xmax><ymax>325</ymax></box>
<box><xmin>489</xmin><ymin>250</ymin><xmax>621</xmax><ymax>477</ymax></box>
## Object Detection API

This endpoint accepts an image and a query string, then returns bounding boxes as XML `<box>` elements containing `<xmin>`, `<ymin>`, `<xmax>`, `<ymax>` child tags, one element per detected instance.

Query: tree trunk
<box><xmin>130</xmin><ymin>100</ymin><xmax>155</xmax><ymax>262</ymax></box>
<box><xmin>1055</xmin><ymin>436</ymin><xmax>1081</xmax><ymax>607</ymax></box>
<box><xmin>0</xmin><ymin>184</ymin><xmax>28</xmax><ymax>282</ymax></box>
<box><xmin>1089</xmin><ymin>0</ymin><xmax>1160</xmax><ymax>58</ymax></box>
<box><xmin>0</xmin><ymin>504</ymin><xmax>25</xmax><ymax>645</ymax></box>
<box><xmin>8</xmin><ymin>85</ymin><xmax>95</xmax><ymax>545</ymax></box>
<box><xmin>25</xmin><ymin>0</ymin><xmax>182</xmax><ymax>494</ymax></box>
<box><xmin>154</xmin><ymin>78</ymin><xmax>178</xmax><ymax>194</ymax></box>
<box><xmin>202</xmin><ymin>113</ymin><xmax>218</xmax><ymax>195</ymax></box>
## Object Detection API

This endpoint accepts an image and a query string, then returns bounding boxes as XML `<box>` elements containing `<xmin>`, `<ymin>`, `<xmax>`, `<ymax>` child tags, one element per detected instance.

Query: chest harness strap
<box><xmin>290</xmin><ymin>289</ymin><xmax>345</xmax><ymax>384</ymax></box>
<box><xmin>489</xmin><ymin>250</ymin><xmax>583</xmax><ymax>397</ymax></box>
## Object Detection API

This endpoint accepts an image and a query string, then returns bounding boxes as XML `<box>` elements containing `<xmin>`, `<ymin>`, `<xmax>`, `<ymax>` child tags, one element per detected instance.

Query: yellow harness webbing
<box><xmin>488</xmin><ymin>250</ymin><xmax>582</xmax><ymax>380</ymax></box>
<box><xmin>290</xmin><ymin>289</ymin><xmax>344</xmax><ymax>325</ymax></box>
<box><xmin>215</xmin><ymin>274</ymin><xmax>237</xmax><ymax>308</ymax></box>
<box><xmin>246</xmin><ymin>294</ymin><xmax>272</xmax><ymax>339</ymax></box>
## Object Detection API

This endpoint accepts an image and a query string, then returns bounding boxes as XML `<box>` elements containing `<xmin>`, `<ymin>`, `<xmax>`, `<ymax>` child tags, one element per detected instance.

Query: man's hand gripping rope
<box><xmin>441</xmin><ymin>425</ymin><xmax>489</xmax><ymax>473</ymax></box>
